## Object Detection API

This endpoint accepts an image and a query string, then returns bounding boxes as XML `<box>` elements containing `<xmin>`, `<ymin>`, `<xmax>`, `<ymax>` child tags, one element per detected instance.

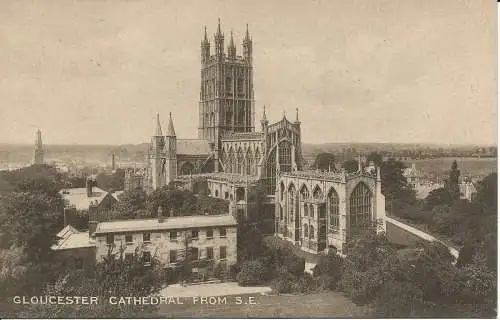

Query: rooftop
<box><xmin>94</xmin><ymin>214</ymin><xmax>237</xmax><ymax>234</ymax></box>
<box><xmin>60</xmin><ymin>187</ymin><xmax>110</xmax><ymax>211</ymax></box>
<box><xmin>52</xmin><ymin>225</ymin><xmax>95</xmax><ymax>250</ymax></box>
<box><xmin>282</xmin><ymin>169</ymin><xmax>377</xmax><ymax>182</ymax></box>
<box><xmin>180</xmin><ymin>172</ymin><xmax>260</xmax><ymax>184</ymax></box>
<box><xmin>222</xmin><ymin>132</ymin><xmax>263</xmax><ymax>141</ymax></box>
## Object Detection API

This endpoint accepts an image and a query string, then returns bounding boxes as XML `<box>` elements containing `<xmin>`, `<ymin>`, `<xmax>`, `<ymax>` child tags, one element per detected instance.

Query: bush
<box><xmin>271</xmin><ymin>271</ymin><xmax>296</xmax><ymax>294</ymax></box>
<box><xmin>294</xmin><ymin>274</ymin><xmax>319</xmax><ymax>294</ymax></box>
<box><xmin>227</xmin><ymin>263</ymin><xmax>240</xmax><ymax>281</ymax></box>
<box><xmin>283</xmin><ymin>254</ymin><xmax>305</xmax><ymax>277</ymax></box>
<box><xmin>237</xmin><ymin>260</ymin><xmax>266</xmax><ymax>286</ymax></box>
<box><xmin>213</xmin><ymin>261</ymin><xmax>227</xmax><ymax>281</ymax></box>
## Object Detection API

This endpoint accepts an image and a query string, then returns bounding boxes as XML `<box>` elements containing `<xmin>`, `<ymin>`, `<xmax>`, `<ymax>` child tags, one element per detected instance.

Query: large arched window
<box><xmin>328</xmin><ymin>188</ymin><xmax>340</xmax><ymax>232</ymax></box>
<box><xmin>279</xmin><ymin>182</ymin><xmax>285</xmax><ymax>201</ymax></box>
<box><xmin>309</xmin><ymin>225</ymin><xmax>315</xmax><ymax>239</ymax></box>
<box><xmin>313</xmin><ymin>185</ymin><xmax>323</xmax><ymax>200</ymax></box>
<box><xmin>304</xmin><ymin>224</ymin><xmax>308</xmax><ymax>238</ymax></box>
<box><xmin>265</xmin><ymin>148</ymin><xmax>277</xmax><ymax>195</ymax></box>
<box><xmin>278</xmin><ymin>140</ymin><xmax>292</xmax><ymax>173</ymax></box>
<box><xmin>349</xmin><ymin>183</ymin><xmax>372</xmax><ymax>231</ymax></box>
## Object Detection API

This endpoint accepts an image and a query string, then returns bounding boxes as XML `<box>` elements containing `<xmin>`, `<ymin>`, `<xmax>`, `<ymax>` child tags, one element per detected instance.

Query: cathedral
<box><xmin>124</xmin><ymin>20</ymin><xmax>386</xmax><ymax>254</ymax></box>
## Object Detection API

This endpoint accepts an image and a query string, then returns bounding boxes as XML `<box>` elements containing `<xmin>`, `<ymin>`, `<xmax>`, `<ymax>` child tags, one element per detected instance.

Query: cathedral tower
<box><xmin>33</xmin><ymin>129</ymin><xmax>44</xmax><ymax>165</ymax></box>
<box><xmin>198</xmin><ymin>19</ymin><xmax>255</xmax><ymax>142</ymax></box>
<box><xmin>151</xmin><ymin>114</ymin><xmax>165</xmax><ymax>189</ymax></box>
<box><xmin>164</xmin><ymin>112</ymin><xmax>177</xmax><ymax>185</ymax></box>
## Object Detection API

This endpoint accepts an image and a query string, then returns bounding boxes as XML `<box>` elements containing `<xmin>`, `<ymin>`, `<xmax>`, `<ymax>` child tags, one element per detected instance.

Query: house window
<box><xmin>125</xmin><ymin>253</ymin><xmax>134</xmax><ymax>262</ymax></box>
<box><xmin>219</xmin><ymin>228</ymin><xmax>226</xmax><ymax>238</ymax></box>
<box><xmin>143</xmin><ymin>233</ymin><xmax>151</xmax><ymax>243</ymax></box>
<box><xmin>169</xmin><ymin>250</ymin><xmax>177</xmax><ymax>263</ymax></box>
<box><xmin>143</xmin><ymin>251</ymin><xmax>152</xmax><ymax>265</ymax></box>
<box><xmin>191</xmin><ymin>230</ymin><xmax>199</xmax><ymax>240</ymax></box>
<box><xmin>206</xmin><ymin>247</ymin><xmax>214</xmax><ymax>260</ymax></box>
<box><xmin>125</xmin><ymin>234</ymin><xmax>133</xmax><ymax>243</ymax></box>
<box><xmin>106</xmin><ymin>234</ymin><xmax>114</xmax><ymax>245</ymax></box>
<box><xmin>170</xmin><ymin>231</ymin><xmax>177</xmax><ymax>241</ymax></box>
<box><xmin>219</xmin><ymin>246</ymin><xmax>227</xmax><ymax>260</ymax></box>
<box><xmin>191</xmin><ymin>247</ymin><xmax>199</xmax><ymax>261</ymax></box>
<box><xmin>206</xmin><ymin>229</ymin><xmax>213</xmax><ymax>240</ymax></box>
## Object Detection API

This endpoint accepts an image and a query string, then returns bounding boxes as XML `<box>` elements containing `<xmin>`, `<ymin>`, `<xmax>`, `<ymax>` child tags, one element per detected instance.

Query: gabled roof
<box><xmin>60</xmin><ymin>187</ymin><xmax>111</xmax><ymax>211</ymax></box>
<box><xmin>52</xmin><ymin>225</ymin><xmax>95</xmax><ymax>250</ymax></box>
<box><xmin>94</xmin><ymin>214</ymin><xmax>237</xmax><ymax>234</ymax></box>
<box><xmin>177</xmin><ymin>139</ymin><xmax>212</xmax><ymax>155</ymax></box>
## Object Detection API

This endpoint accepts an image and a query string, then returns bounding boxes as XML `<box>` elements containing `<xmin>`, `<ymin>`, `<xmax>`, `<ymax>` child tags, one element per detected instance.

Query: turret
<box><xmin>228</xmin><ymin>30</ymin><xmax>236</xmax><ymax>59</ymax></box>
<box><xmin>201</xmin><ymin>26</ymin><xmax>210</xmax><ymax>63</ymax></box>
<box><xmin>166</xmin><ymin>112</ymin><xmax>176</xmax><ymax>137</ymax></box>
<box><xmin>164</xmin><ymin>112</ymin><xmax>177</xmax><ymax>185</ymax></box>
<box><xmin>214</xmin><ymin>18</ymin><xmax>224</xmax><ymax>58</ymax></box>
<box><xmin>242</xmin><ymin>23</ymin><xmax>252</xmax><ymax>62</ymax></box>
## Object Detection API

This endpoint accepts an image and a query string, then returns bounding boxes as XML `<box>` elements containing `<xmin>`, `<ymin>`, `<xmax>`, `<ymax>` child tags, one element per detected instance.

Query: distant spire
<box><xmin>229</xmin><ymin>30</ymin><xmax>235</xmax><ymax>48</ymax></box>
<box><xmin>167</xmin><ymin>112</ymin><xmax>176</xmax><ymax>136</ymax></box>
<box><xmin>35</xmin><ymin>129</ymin><xmax>42</xmax><ymax>149</ymax></box>
<box><xmin>244</xmin><ymin>23</ymin><xmax>251</xmax><ymax>41</ymax></box>
<box><xmin>155</xmin><ymin>113</ymin><xmax>163</xmax><ymax>136</ymax></box>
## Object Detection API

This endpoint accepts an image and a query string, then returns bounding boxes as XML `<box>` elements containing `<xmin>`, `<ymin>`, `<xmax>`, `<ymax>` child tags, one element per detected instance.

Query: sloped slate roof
<box><xmin>60</xmin><ymin>187</ymin><xmax>110</xmax><ymax>211</ymax></box>
<box><xmin>94</xmin><ymin>214</ymin><xmax>237</xmax><ymax>234</ymax></box>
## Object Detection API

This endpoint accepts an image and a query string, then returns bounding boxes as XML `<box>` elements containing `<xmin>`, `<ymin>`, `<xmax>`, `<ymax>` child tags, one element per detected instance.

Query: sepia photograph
<box><xmin>0</xmin><ymin>0</ymin><xmax>497</xmax><ymax>318</ymax></box>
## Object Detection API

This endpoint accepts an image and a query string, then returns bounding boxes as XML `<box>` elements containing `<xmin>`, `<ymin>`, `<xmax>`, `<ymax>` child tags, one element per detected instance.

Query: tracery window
<box><xmin>349</xmin><ymin>183</ymin><xmax>372</xmax><ymax>232</ymax></box>
<box><xmin>313</xmin><ymin>186</ymin><xmax>323</xmax><ymax>200</ymax></box>
<box><xmin>328</xmin><ymin>189</ymin><xmax>340</xmax><ymax>232</ymax></box>
<box><xmin>265</xmin><ymin>148</ymin><xmax>277</xmax><ymax>195</ymax></box>
<box><xmin>278</xmin><ymin>141</ymin><xmax>292</xmax><ymax>173</ymax></box>
<box><xmin>237</xmin><ymin>148</ymin><xmax>244</xmax><ymax>174</ymax></box>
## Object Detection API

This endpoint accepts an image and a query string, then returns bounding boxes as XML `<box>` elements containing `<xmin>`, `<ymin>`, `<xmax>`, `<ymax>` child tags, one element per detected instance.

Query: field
<box><xmin>402</xmin><ymin>157</ymin><xmax>497</xmax><ymax>181</ymax></box>
<box><xmin>157</xmin><ymin>292</ymin><xmax>370</xmax><ymax>318</ymax></box>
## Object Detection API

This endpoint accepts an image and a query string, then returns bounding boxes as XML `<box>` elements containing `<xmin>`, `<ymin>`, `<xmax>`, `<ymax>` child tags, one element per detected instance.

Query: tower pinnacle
<box><xmin>217</xmin><ymin>18</ymin><xmax>222</xmax><ymax>36</ymax></box>
<box><xmin>167</xmin><ymin>112</ymin><xmax>176</xmax><ymax>137</ymax></box>
<box><xmin>261</xmin><ymin>105</ymin><xmax>267</xmax><ymax>122</ymax></box>
<box><xmin>295</xmin><ymin>108</ymin><xmax>300</xmax><ymax>123</ymax></box>
<box><xmin>155</xmin><ymin>113</ymin><xmax>163</xmax><ymax>136</ymax></box>
<box><xmin>244</xmin><ymin>23</ymin><xmax>250</xmax><ymax>42</ymax></box>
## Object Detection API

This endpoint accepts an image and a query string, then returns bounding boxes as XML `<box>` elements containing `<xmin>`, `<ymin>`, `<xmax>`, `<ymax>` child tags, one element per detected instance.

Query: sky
<box><xmin>0</xmin><ymin>0</ymin><xmax>497</xmax><ymax>145</ymax></box>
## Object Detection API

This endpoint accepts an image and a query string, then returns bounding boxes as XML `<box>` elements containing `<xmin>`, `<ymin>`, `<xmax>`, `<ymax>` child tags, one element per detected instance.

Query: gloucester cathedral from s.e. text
<box><xmin>124</xmin><ymin>20</ymin><xmax>386</xmax><ymax>254</ymax></box>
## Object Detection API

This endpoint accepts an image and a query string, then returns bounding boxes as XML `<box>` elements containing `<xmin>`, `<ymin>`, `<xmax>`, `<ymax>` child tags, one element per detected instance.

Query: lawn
<box><xmin>157</xmin><ymin>291</ymin><xmax>370</xmax><ymax>318</ymax></box>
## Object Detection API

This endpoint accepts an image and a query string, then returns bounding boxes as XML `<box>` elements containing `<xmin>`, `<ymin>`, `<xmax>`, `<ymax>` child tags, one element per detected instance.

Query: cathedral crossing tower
<box><xmin>198</xmin><ymin>19</ymin><xmax>255</xmax><ymax>143</ymax></box>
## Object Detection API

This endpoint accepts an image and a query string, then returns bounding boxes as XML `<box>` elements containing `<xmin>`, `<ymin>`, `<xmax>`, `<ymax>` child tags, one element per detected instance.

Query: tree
<box><xmin>311</xmin><ymin>153</ymin><xmax>336</xmax><ymax>171</ymax></box>
<box><xmin>380</xmin><ymin>159</ymin><xmax>415</xmax><ymax>203</ymax></box>
<box><xmin>366</xmin><ymin>152</ymin><xmax>383</xmax><ymax>167</ymax></box>
<box><xmin>18</xmin><ymin>246</ymin><xmax>163</xmax><ymax>318</ymax></box>
<box><xmin>342</xmin><ymin>159</ymin><xmax>358</xmax><ymax>173</ymax></box>
<box><xmin>424</xmin><ymin>187</ymin><xmax>452</xmax><ymax>210</ymax></box>
<box><xmin>446</xmin><ymin>160</ymin><xmax>460</xmax><ymax>200</ymax></box>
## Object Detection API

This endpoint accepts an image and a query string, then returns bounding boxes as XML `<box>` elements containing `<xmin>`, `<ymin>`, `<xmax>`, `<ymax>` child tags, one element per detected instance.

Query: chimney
<box><xmin>158</xmin><ymin>205</ymin><xmax>164</xmax><ymax>223</ymax></box>
<box><xmin>89</xmin><ymin>220</ymin><xmax>98</xmax><ymax>238</ymax></box>
<box><xmin>86</xmin><ymin>178</ymin><xmax>92</xmax><ymax>197</ymax></box>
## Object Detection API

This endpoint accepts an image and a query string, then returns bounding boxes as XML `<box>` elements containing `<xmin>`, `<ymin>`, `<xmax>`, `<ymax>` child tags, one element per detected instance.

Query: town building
<box><xmin>53</xmin><ymin>210</ymin><xmax>238</xmax><ymax>273</ymax></box>
<box><xmin>60</xmin><ymin>176</ymin><xmax>118</xmax><ymax>228</ymax></box>
<box><xmin>93</xmin><ymin>212</ymin><xmax>238</xmax><ymax>268</ymax></box>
